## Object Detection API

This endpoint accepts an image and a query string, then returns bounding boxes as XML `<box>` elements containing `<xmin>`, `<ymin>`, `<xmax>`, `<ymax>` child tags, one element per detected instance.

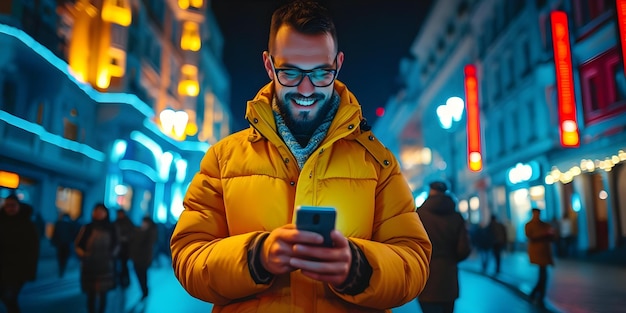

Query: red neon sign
<box><xmin>464</xmin><ymin>64</ymin><xmax>482</xmax><ymax>172</ymax></box>
<box><xmin>618</xmin><ymin>1</ymin><xmax>626</xmax><ymax>76</ymax></box>
<box><xmin>550</xmin><ymin>11</ymin><xmax>579</xmax><ymax>147</ymax></box>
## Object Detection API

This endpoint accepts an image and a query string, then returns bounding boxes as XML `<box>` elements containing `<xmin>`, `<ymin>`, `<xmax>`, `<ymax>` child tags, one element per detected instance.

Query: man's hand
<box><xmin>260</xmin><ymin>226</ymin><xmax>352</xmax><ymax>286</ymax></box>
<box><xmin>289</xmin><ymin>230</ymin><xmax>352</xmax><ymax>287</ymax></box>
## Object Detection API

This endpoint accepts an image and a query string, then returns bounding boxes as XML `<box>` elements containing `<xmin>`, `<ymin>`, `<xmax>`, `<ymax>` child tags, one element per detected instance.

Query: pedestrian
<box><xmin>472</xmin><ymin>222</ymin><xmax>493</xmax><ymax>273</ymax></box>
<box><xmin>0</xmin><ymin>194</ymin><xmax>40</xmax><ymax>313</ymax></box>
<box><xmin>51</xmin><ymin>212</ymin><xmax>80</xmax><ymax>277</ymax></box>
<box><xmin>75</xmin><ymin>203</ymin><xmax>118</xmax><ymax>313</ymax></box>
<box><xmin>488</xmin><ymin>214</ymin><xmax>507</xmax><ymax>274</ymax></box>
<box><xmin>130</xmin><ymin>216</ymin><xmax>158</xmax><ymax>300</ymax></box>
<box><xmin>113</xmin><ymin>209</ymin><xmax>135</xmax><ymax>288</ymax></box>
<box><xmin>170</xmin><ymin>1</ymin><xmax>432</xmax><ymax>311</ymax></box>
<box><xmin>524</xmin><ymin>208</ymin><xmax>555</xmax><ymax>308</ymax></box>
<box><xmin>416</xmin><ymin>181</ymin><xmax>471</xmax><ymax>313</ymax></box>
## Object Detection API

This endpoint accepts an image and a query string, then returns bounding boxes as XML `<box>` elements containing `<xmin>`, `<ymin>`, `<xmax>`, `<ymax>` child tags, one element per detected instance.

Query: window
<box><xmin>56</xmin><ymin>186</ymin><xmax>83</xmax><ymax>221</ymax></box>
<box><xmin>521</xmin><ymin>39</ymin><xmax>531</xmax><ymax>76</ymax></box>
<box><xmin>1</xmin><ymin>80</ymin><xmax>17</xmax><ymax>114</ymax></box>
<box><xmin>571</xmin><ymin>0</ymin><xmax>613</xmax><ymax>29</ymax></box>
<box><xmin>63</xmin><ymin>108</ymin><xmax>79</xmax><ymax>141</ymax></box>
<box><xmin>579</xmin><ymin>47</ymin><xmax>626</xmax><ymax>124</ymax></box>
<box><xmin>36</xmin><ymin>103</ymin><xmax>44</xmax><ymax>125</ymax></box>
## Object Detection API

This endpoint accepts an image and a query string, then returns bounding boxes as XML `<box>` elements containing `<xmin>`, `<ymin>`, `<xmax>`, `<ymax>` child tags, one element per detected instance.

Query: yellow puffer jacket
<box><xmin>171</xmin><ymin>80</ymin><xmax>432</xmax><ymax>313</ymax></box>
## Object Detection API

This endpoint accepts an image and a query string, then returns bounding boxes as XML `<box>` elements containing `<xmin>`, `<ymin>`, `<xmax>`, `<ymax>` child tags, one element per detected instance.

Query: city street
<box><xmin>11</xmin><ymin>248</ymin><xmax>551</xmax><ymax>313</ymax></box>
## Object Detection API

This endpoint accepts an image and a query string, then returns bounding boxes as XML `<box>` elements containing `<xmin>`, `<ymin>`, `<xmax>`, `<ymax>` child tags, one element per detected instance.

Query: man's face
<box><xmin>264</xmin><ymin>25</ymin><xmax>344</xmax><ymax>132</ymax></box>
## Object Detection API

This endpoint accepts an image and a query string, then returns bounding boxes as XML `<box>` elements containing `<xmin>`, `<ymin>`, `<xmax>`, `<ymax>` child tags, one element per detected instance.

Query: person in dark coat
<box><xmin>113</xmin><ymin>209</ymin><xmax>135</xmax><ymax>288</ymax></box>
<box><xmin>0</xmin><ymin>194</ymin><xmax>40</xmax><ymax>313</ymax></box>
<box><xmin>51</xmin><ymin>213</ymin><xmax>80</xmax><ymax>277</ymax></box>
<box><xmin>130</xmin><ymin>216</ymin><xmax>158</xmax><ymax>299</ymax></box>
<box><xmin>416</xmin><ymin>181</ymin><xmax>471</xmax><ymax>313</ymax></box>
<box><xmin>488</xmin><ymin>214</ymin><xmax>508</xmax><ymax>273</ymax></box>
<box><xmin>75</xmin><ymin>203</ymin><xmax>118</xmax><ymax>313</ymax></box>
<box><xmin>525</xmin><ymin>208</ymin><xmax>555</xmax><ymax>308</ymax></box>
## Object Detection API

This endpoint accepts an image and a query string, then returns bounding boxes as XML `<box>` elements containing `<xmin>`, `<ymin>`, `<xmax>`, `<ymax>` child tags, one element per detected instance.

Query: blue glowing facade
<box><xmin>0</xmin><ymin>0</ymin><xmax>230</xmax><ymax>230</ymax></box>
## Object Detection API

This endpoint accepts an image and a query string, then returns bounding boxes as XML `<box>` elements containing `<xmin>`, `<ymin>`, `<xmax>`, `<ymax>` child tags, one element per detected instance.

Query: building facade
<box><xmin>375</xmin><ymin>0</ymin><xmax>626</xmax><ymax>254</ymax></box>
<box><xmin>0</xmin><ymin>0</ymin><xmax>231</xmax><ymax>233</ymax></box>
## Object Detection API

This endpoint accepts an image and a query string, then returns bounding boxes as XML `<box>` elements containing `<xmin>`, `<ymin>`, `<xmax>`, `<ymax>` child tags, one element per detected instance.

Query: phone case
<box><xmin>296</xmin><ymin>206</ymin><xmax>336</xmax><ymax>247</ymax></box>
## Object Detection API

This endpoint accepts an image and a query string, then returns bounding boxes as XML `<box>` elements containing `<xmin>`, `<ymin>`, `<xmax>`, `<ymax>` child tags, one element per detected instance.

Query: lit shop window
<box><xmin>115</xmin><ymin>184</ymin><xmax>133</xmax><ymax>210</ymax></box>
<box><xmin>56</xmin><ymin>186</ymin><xmax>83</xmax><ymax>221</ymax></box>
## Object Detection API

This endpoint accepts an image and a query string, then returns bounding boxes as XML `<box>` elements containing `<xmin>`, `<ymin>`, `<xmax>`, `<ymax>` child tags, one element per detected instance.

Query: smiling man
<box><xmin>170</xmin><ymin>1</ymin><xmax>432</xmax><ymax>312</ymax></box>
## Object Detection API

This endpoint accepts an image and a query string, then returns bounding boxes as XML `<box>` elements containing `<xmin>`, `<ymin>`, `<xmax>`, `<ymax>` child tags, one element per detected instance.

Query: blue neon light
<box><xmin>0</xmin><ymin>111</ymin><xmax>106</xmax><ymax>162</ymax></box>
<box><xmin>0</xmin><ymin>23</ymin><xmax>211</xmax><ymax>154</ymax></box>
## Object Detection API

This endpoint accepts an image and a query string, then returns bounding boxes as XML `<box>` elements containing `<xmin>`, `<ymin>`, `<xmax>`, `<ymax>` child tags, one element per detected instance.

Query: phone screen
<box><xmin>295</xmin><ymin>206</ymin><xmax>336</xmax><ymax>247</ymax></box>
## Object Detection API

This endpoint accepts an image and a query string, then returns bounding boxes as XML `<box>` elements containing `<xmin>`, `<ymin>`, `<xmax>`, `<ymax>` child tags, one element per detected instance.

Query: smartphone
<box><xmin>295</xmin><ymin>206</ymin><xmax>336</xmax><ymax>247</ymax></box>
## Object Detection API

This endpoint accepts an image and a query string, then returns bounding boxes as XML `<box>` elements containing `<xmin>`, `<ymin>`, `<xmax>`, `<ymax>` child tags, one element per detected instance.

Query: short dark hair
<box><xmin>268</xmin><ymin>0</ymin><xmax>338</xmax><ymax>53</ymax></box>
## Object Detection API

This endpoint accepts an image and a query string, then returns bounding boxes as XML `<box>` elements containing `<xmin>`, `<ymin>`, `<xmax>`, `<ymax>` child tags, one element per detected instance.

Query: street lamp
<box><xmin>436</xmin><ymin>96</ymin><xmax>465</xmax><ymax>194</ymax></box>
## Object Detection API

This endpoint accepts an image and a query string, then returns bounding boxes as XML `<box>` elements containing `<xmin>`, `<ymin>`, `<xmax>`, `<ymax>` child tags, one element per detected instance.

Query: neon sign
<box><xmin>550</xmin><ymin>11</ymin><xmax>579</xmax><ymax>147</ymax></box>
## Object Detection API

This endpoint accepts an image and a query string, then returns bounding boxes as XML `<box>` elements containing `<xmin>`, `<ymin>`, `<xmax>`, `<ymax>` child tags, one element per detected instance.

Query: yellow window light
<box><xmin>96</xmin><ymin>68</ymin><xmax>111</xmax><ymax>89</ymax></box>
<box><xmin>102</xmin><ymin>0</ymin><xmax>132</xmax><ymax>27</ymax></box>
<box><xmin>178</xmin><ymin>0</ymin><xmax>190</xmax><ymax>9</ymax></box>
<box><xmin>0</xmin><ymin>171</ymin><xmax>19</xmax><ymax>189</ymax></box>
<box><xmin>178</xmin><ymin>65</ymin><xmax>199</xmax><ymax>97</ymax></box>
<box><xmin>181</xmin><ymin>21</ymin><xmax>201</xmax><ymax>51</ymax></box>
<box><xmin>178</xmin><ymin>0</ymin><xmax>203</xmax><ymax>9</ymax></box>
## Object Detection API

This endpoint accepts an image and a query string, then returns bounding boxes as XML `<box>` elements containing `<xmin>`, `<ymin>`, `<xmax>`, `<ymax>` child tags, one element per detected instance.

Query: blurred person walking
<box><xmin>113</xmin><ymin>209</ymin><xmax>135</xmax><ymax>288</ymax></box>
<box><xmin>0</xmin><ymin>194</ymin><xmax>40</xmax><ymax>313</ymax></box>
<box><xmin>472</xmin><ymin>222</ymin><xmax>493</xmax><ymax>273</ymax></box>
<box><xmin>488</xmin><ymin>214</ymin><xmax>507</xmax><ymax>274</ymax></box>
<box><xmin>51</xmin><ymin>212</ymin><xmax>80</xmax><ymax>277</ymax></box>
<box><xmin>416</xmin><ymin>181</ymin><xmax>471</xmax><ymax>313</ymax></box>
<box><xmin>130</xmin><ymin>216</ymin><xmax>158</xmax><ymax>300</ymax></box>
<box><xmin>525</xmin><ymin>208</ymin><xmax>555</xmax><ymax>308</ymax></box>
<box><xmin>75</xmin><ymin>203</ymin><xmax>118</xmax><ymax>313</ymax></box>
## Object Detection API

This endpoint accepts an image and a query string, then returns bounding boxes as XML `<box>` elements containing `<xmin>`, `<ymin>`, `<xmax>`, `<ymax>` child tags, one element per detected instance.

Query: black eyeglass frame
<box><xmin>269</xmin><ymin>55</ymin><xmax>339</xmax><ymax>87</ymax></box>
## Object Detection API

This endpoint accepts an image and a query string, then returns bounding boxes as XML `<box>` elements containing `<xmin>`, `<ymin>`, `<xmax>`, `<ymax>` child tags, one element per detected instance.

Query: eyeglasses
<box><xmin>269</xmin><ymin>55</ymin><xmax>338</xmax><ymax>87</ymax></box>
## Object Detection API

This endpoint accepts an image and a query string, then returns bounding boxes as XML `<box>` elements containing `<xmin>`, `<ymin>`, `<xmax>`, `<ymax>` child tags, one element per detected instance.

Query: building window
<box><xmin>1</xmin><ymin>80</ymin><xmax>17</xmax><ymax>114</ymax></box>
<box><xmin>36</xmin><ymin>102</ymin><xmax>44</xmax><ymax>125</ymax></box>
<box><xmin>63</xmin><ymin>108</ymin><xmax>79</xmax><ymax>141</ymax></box>
<box><xmin>579</xmin><ymin>47</ymin><xmax>626</xmax><ymax>124</ymax></box>
<box><xmin>571</xmin><ymin>0</ymin><xmax>612</xmax><ymax>29</ymax></box>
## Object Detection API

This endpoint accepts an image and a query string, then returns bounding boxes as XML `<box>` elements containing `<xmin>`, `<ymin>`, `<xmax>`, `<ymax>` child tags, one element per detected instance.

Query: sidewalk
<box><xmin>459</xmin><ymin>249</ymin><xmax>626</xmax><ymax>313</ymax></box>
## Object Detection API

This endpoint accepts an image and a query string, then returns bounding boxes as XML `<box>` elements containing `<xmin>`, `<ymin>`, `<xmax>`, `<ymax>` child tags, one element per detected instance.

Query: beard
<box><xmin>276</xmin><ymin>92</ymin><xmax>333</xmax><ymax>136</ymax></box>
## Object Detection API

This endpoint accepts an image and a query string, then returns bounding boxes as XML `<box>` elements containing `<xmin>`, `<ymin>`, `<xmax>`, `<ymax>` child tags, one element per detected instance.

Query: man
<box><xmin>416</xmin><ymin>181</ymin><xmax>471</xmax><ymax>313</ymax></box>
<box><xmin>488</xmin><ymin>214</ymin><xmax>507</xmax><ymax>274</ymax></box>
<box><xmin>113</xmin><ymin>209</ymin><xmax>135</xmax><ymax>288</ymax></box>
<box><xmin>51</xmin><ymin>213</ymin><xmax>80</xmax><ymax>277</ymax></box>
<box><xmin>0</xmin><ymin>194</ymin><xmax>40</xmax><ymax>313</ymax></box>
<box><xmin>525</xmin><ymin>208</ymin><xmax>555</xmax><ymax>308</ymax></box>
<box><xmin>130</xmin><ymin>216</ymin><xmax>158</xmax><ymax>299</ymax></box>
<box><xmin>170</xmin><ymin>1</ymin><xmax>432</xmax><ymax>312</ymax></box>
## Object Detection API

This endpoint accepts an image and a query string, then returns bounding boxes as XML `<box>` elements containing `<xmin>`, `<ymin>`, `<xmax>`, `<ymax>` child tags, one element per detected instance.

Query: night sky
<box><xmin>210</xmin><ymin>0</ymin><xmax>434</xmax><ymax>132</ymax></box>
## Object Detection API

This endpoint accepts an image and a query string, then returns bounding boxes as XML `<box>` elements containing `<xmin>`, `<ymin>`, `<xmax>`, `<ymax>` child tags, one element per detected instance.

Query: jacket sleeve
<box><xmin>331</xmin><ymin>156</ymin><xmax>432</xmax><ymax>309</ymax></box>
<box><xmin>170</xmin><ymin>147</ymin><xmax>272</xmax><ymax>305</ymax></box>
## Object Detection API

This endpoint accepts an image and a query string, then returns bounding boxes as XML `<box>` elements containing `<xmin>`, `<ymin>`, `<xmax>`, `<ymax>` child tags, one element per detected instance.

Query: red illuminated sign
<box><xmin>550</xmin><ymin>11</ymin><xmax>580</xmax><ymax>147</ymax></box>
<box><xmin>464</xmin><ymin>64</ymin><xmax>482</xmax><ymax>172</ymax></box>
<box><xmin>618</xmin><ymin>1</ymin><xmax>626</xmax><ymax>76</ymax></box>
